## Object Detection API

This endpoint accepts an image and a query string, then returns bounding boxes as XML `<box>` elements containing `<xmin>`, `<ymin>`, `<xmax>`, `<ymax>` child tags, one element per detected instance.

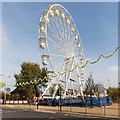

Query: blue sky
<box><xmin>1</xmin><ymin>2</ymin><xmax>118</xmax><ymax>90</ymax></box>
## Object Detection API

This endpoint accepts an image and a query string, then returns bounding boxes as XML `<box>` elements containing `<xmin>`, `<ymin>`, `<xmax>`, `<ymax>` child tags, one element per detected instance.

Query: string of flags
<box><xmin>0</xmin><ymin>46</ymin><xmax>119</xmax><ymax>87</ymax></box>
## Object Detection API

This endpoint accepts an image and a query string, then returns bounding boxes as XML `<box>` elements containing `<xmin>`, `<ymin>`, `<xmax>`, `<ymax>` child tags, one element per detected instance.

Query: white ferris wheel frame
<box><xmin>38</xmin><ymin>4</ymin><xmax>88</xmax><ymax>99</ymax></box>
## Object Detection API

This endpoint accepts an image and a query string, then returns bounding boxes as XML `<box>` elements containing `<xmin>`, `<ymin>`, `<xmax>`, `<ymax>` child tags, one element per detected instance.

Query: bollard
<box><xmin>104</xmin><ymin>105</ymin><xmax>106</xmax><ymax>115</ymax></box>
<box><xmin>59</xmin><ymin>102</ymin><xmax>62</xmax><ymax>111</ymax></box>
<box><xmin>70</xmin><ymin>105</ymin><xmax>72</xmax><ymax>112</ymax></box>
<box><xmin>58</xmin><ymin>105</ymin><xmax>59</xmax><ymax>111</ymax></box>
<box><xmin>14</xmin><ymin>104</ymin><xmax>15</xmax><ymax>108</ymax></box>
<box><xmin>85</xmin><ymin>105</ymin><xmax>87</xmax><ymax>114</ymax></box>
<box><xmin>37</xmin><ymin>103</ymin><xmax>38</xmax><ymax>109</ymax></box>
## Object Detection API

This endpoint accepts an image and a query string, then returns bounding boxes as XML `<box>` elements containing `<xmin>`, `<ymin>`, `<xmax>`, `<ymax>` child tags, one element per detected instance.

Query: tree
<box><xmin>84</xmin><ymin>76</ymin><xmax>95</xmax><ymax>96</ymax></box>
<box><xmin>14</xmin><ymin>62</ymin><xmax>48</xmax><ymax>103</ymax></box>
<box><xmin>107</xmin><ymin>87</ymin><xmax>119</xmax><ymax>102</ymax></box>
<box><xmin>84</xmin><ymin>75</ymin><xmax>105</xmax><ymax>97</ymax></box>
<box><xmin>94</xmin><ymin>83</ymin><xmax>105</xmax><ymax>97</ymax></box>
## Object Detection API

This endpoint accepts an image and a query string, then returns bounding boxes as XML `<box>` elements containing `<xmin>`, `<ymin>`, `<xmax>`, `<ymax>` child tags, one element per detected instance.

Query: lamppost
<box><xmin>107</xmin><ymin>79</ymin><xmax>110</xmax><ymax>88</ymax></box>
<box><xmin>59</xmin><ymin>86</ymin><xmax>62</xmax><ymax>111</ymax></box>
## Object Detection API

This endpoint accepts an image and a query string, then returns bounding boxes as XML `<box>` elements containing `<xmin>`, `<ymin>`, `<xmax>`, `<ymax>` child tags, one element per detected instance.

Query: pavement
<box><xmin>2</xmin><ymin>103</ymin><xmax>119</xmax><ymax>118</ymax></box>
<box><xmin>1</xmin><ymin>106</ymin><xmax>119</xmax><ymax>120</ymax></box>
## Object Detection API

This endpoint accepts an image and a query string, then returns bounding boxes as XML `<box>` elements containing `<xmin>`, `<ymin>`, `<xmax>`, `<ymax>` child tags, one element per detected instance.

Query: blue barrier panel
<box><xmin>38</xmin><ymin>97</ymin><xmax>111</xmax><ymax>106</ymax></box>
<box><xmin>106</xmin><ymin>98</ymin><xmax>111</xmax><ymax>105</ymax></box>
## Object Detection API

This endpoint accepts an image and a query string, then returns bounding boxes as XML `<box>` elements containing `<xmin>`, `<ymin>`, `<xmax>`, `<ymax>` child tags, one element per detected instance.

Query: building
<box><xmin>11</xmin><ymin>88</ymin><xmax>43</xmax><ymax>103</ymax></box>
<box><xmin>11</xmin><ymin>88</ymin><xmax>26</xmax><ymax>100</ymax></box>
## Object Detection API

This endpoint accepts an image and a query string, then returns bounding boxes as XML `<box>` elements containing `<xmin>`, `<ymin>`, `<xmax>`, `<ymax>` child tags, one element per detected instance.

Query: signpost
<box><xmin>5</xmin><ymin>87</ymin><xmax>10</xmax><ymax>92</ymax></box>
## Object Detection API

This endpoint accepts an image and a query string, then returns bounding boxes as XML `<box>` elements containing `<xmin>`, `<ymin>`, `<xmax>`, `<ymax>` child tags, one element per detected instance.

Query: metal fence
<box><xmin>2</xmin><ymin>103</ymin><xmax>119</xmax><ymax>118</ymax></box>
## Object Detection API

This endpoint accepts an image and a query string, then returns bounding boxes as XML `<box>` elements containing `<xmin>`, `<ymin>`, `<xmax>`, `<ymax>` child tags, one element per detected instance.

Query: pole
<box><xmin>4</xmin><ymin>84</ymin><xmax>6</xmax><ymax>105</ymax></box>
<box><xmin>107</xmin><ymin>79</ymin><xmax>110</xmax><ymax>88</ymax></box>
<box><xmin>37</xmin><ymin>97</ymin><xmax>38</xmax><ymax>109</ymax></box>
<box><xmin>85</xmin><ymin>104</ymin><xmax>87</xmax><ymax>114</ymax></box>
<box><xmin>84</xmin><ymin>100</ymin><xmax>87</xmax><ymax>114</ymax></box>
<box><xmin>70</xmin><ymin>105</ymin><xmax>72</xmax><ymax>112</ymax></box>
<box><xmin>104</xmin><ymin>105</ymin><xmax>106</xmax><ymax>115</ymax></box>
<box><xmin>59</xmin><ymin>87</ymin><xmax>62</xmax><ymax>111</ymax></box>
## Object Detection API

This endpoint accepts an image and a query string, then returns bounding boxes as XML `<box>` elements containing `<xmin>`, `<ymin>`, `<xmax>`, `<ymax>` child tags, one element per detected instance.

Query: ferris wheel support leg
<box><xmin>75</xmin><ymin>58</ymin><xmax>97</xmax><ymax>98</ymax></box>
<box><xmin>71</xmin><ymin>60</ymin><xmax>75</xmax><ymax>97</ymax></box>
<box><xmin>52</xmin><ymin>62</ymin><xmax>65</xmax><ymax>98</ymax></box>
<box><xmin>52</xmin><ymin>63</ymin><xmax>65</xmax><ymax>99</ymax></box>
<box><xmin>40</xmin><ymin>78</ymin><xmax>54</xmax><ymax>99</ymax></box>
<box><xmin>74</xmin><ymin>58</ymin><xmax>84</xmax><ymax>100</ymax></box>
<box><xmin>72</xmin><ymin>81</ymin><xmax>74</xmax><ymax>97</ymax></box>
<box><xmin>52</xmin><ymin>84</ymin><xmax>59</xmax><ymax>99</ymax></box>
<box><xmin>63</xmin><ymin>58</ymin><xmax>74</xmax><ymax>99</ymax></box>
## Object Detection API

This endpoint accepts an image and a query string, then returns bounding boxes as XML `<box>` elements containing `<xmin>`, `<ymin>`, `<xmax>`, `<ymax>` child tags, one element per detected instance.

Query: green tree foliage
<box><xmin>107</xmin><ymin>87</ymin><xmax>119</xmax><ymax>102</ymax></box>
<box><xmin>14</xmin><ymin>62</ymin><xmax>48</xmax><ymax>103</ymax></box>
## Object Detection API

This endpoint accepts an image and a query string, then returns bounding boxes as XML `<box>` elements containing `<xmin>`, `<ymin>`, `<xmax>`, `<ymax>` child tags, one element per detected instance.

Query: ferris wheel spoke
<box><xmin>67</xmin><ymin>25</ymin><xmax>71</xmax><ymax>43</ymax></box>
<box><xmin>51</xmin><ymin>15</ymin><xmax>60</xmax><ymax>34</ymax></box>
<box><xmin>58</xmin><ymin>17</ymin><xmax>66</xmax><ymax>40</ymax></box>
<box><xmin>54</xmin><ymin>16</ymin><xmax>63</xmax><ymax>39</ymax></box>
<box><xmin>47</xmin><ymin>35</ymin><xmax>62</xmax><ymax>49</ymax></box>
<box><xmin>47</xmin><ymin>47</ymin><xmax>64</xmax><ymax>57</ymax></box>
<box><xmin>49</xmin><ymin>16</ymin><xmax>63</xmax><ymax>44</ymax></box>
<box><xmin>56</xmin><ymin>16</ymin><xmax>66</xmax><ymax>43</ymax></box>
<box><xmin>49</xmin><ymin>54</ymin><xmax>68</xmax><ymax>58</ymax></box>
<box><xmin>47</xmin><ymin>26</ymin><xmax>64</xmax><ymax>47</ymax></box>
<box><xmin>63</xmin><ymin>18</ymin><xmax>68</xmax><ymax>43</ymax></box>
<box><xmin>70</xmin><ymin>32</ymin><xmax>75</xmax><ymax>51</ymax></box>
<box><xmin>49</xmin><ymin>16</ymin><xmax>60</xmax><ymax>35</ymax></box>
<box><xmin>48</xmin><ymin>49</ymin><xmax>63</xmax><ymax>57</ymax></box>
<box><xmin>47</xmin><ymin>35</ymin><xmax>65</xmax><ymax>51</ymax></box>
<box><xmin>47</xmin><ymin>41</ymin><xmax>68</xmax><ymax>55</ymax></box>
<box><xmin>48</xmin><ymin>22</ymin><xmax>63</xmax><ymax>42</ymax></box>
<box><xmin>47</xmin><ymin>23</ymin><xmax>62</xmax><ymax>42</ymax></box>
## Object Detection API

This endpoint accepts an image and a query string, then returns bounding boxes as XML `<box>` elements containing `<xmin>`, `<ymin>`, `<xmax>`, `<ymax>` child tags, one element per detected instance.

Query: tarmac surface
<box><xmin>1</xmin><ymin>107</ymin><xmax>119</xmax><ymax>120</ymax></box>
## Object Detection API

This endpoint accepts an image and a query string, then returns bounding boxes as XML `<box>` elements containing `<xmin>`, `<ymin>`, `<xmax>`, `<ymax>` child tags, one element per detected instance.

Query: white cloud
<box><xmin>109</xmin><ymin>66</ymin><xmax>118</xmax><ymax>72</ymax></box>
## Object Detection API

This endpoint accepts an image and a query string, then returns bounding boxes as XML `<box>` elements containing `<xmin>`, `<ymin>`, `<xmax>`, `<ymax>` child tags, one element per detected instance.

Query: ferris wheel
<box><xmin>38</xmin><ymin>4</ymin><xmax>88</xmax><ymax>99</ymax></box>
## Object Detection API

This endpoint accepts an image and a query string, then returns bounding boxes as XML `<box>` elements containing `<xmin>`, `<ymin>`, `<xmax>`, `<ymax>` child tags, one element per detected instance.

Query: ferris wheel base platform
<box><xmin>38</xmin><ymin>97</ymin><xmax>111</xmax><ymax>107</ymax></box>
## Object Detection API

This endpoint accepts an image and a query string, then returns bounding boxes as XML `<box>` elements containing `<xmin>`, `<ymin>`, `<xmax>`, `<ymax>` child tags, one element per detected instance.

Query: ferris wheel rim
<box><xmin>38</xmin><ymin>4</ymin><xmax>87</xmax><ymax>99</ymax></box>
<box><xmin>46</xmin><ymin>4</ymin><xmax>84</xmax><ymax>54</ymax></box>
<box><xmin>38</xmin><ymin>4</ymin><xmax>84</xmax><ymax>72</ymax></box>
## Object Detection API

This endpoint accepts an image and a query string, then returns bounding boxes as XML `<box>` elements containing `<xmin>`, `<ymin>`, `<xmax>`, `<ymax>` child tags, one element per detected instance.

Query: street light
<box><xmin>59</xmin><ymin>86</ymin><xmax>62</xmax><ymax>111</ymax></box>
<box><xmin>107</xmin><ymin>79</ymin><xmax>110</xmax><ymax>88</ymax></box>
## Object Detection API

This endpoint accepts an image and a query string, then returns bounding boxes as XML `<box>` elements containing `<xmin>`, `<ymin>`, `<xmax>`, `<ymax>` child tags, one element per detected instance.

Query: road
<box><xmin>1</xmin><ymin>107</ymin><xmax>119</xmax><ymax>120</ymax></box>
